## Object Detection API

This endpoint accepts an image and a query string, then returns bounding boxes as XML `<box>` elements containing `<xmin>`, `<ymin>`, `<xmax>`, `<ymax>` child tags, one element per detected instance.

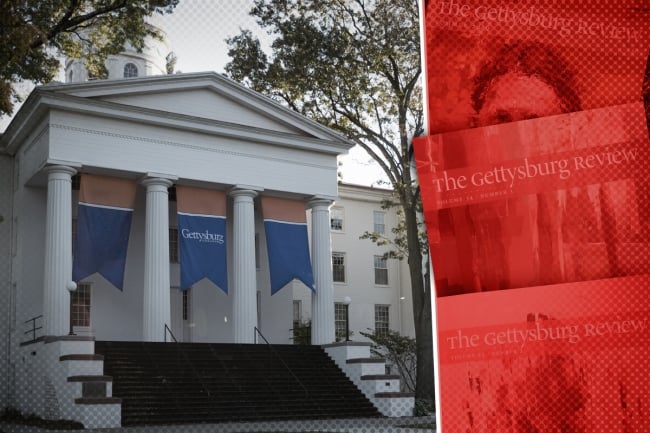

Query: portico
<box><xmin>2</xmin><ymin>72</ymin><xmax>352</xmax><ymax>347</ymax></box>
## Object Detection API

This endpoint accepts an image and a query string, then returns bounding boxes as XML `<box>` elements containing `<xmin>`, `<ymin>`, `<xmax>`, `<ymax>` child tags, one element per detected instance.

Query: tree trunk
<box><xmin>403</xmin><ymin>196</ymin><xmax>435</xmax><ymax>410</ymax></box>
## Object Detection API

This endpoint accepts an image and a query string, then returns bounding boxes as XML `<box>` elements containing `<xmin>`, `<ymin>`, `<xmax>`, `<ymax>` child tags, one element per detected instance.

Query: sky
<box><xmin>0</xmin><ymin>0</ymin><xmax>388</xmax><ymax>188</ymax></box>
<box><xmin>160</xmin><ymin>0</ymin><xmax>387</xmax><ymax>187</ymax></box>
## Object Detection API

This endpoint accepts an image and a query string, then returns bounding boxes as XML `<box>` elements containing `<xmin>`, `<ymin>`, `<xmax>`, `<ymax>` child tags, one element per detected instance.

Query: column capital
<box><xmin>229</xmin><ymin>186</ymin><xmax>260</xmax><ymax>199</ymax></box>
<box><xmin>307</xmin><ymin>197</ymin><xmax>335</xmax><ymax>210</ymax></box>
<box><xmin>43</xmin><ymin>164</ymin><xmax>78</xmax><ymax>177</ymax></box>
<box><xmin>141</xmin><ymin>175</ymin><xmax>175</xmax><ymax>189</ymax></box>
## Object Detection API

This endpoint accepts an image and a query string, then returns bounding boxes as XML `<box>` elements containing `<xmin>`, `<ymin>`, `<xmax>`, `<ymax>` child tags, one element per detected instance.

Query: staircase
<box><xmin>94</xmin><ymin>341</ymin><xmax>382</xmax><ymax>426</ymax></box>
<box><xmin>324</xmin><ymin>342</ymin><xmax>415</xmax><ymax>417</ymax></box>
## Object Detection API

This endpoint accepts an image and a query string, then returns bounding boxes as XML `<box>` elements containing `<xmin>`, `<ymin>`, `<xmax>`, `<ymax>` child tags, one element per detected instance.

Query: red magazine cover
<box><xmin>422</xmin><ymin>0</ymin><xmax>649</xmax><ymax>134</ymax></box>
<box><xmin>415</xmin><ymin>1</ymin><xmax>650</xmax><ymax>432</ymax></box>
<box><xmin>416</xmin><ymin>102</ymin><xmax>650</xmax><ymax>432</ymax></box>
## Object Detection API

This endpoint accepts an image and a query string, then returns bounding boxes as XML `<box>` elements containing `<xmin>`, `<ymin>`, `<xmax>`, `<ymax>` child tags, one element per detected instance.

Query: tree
<box><xmin>0</xmin><ymin>0</ymin><xmax>180</xmax><ymax>116</ymax></box>
<box><xmin>225</xmin><ymin>0</ymin><xmax>434</xmax><ymax>409</ymax></box>
<box><xmin>360</xmin><ymin>329</ymin><xmax>417</xmax><ymax>393</ymax></box>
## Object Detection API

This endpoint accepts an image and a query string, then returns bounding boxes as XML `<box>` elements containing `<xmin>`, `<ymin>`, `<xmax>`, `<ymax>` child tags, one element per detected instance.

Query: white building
<box><xmin>0</xmin><ymin>25</ymin><xmax>417</xmax><ymax>426</ymax></box>
<box><xmin>293</xmin><ymin>183</ymin><xmax>415</xmax><ymax>343</ymax></box>
<box><xmin>0</xmin><ymin>68</ymin><xmax>355</xmax><ymax>418</ymax></box>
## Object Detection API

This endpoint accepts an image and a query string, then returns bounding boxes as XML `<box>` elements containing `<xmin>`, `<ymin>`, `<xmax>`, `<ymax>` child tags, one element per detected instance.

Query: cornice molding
<box><xmin>2</xmin><ymin>88</ymin><xmax>352</xmax><ymax>157</ymax></box>
<box><xmin>48</xmin><ymin>123</ymin><xmax>337</xmax><ymax>173</ymax></box>
<box><xmin>38</xmin><ymin>72</ymin><xmax>353</xmax><ymax>144</ymax></box>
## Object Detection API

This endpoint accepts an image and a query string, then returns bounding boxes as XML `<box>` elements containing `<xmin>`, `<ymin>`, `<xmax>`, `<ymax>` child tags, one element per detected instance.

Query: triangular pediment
<box><xmin>101</xmin><ymin>87</ymin><xmax>303</xmax><ymax>134</ymax></box>
<box><xmin>45</xmin><ymin>72</ymin><xmax>343</xmax><ymax>141</ymax></box>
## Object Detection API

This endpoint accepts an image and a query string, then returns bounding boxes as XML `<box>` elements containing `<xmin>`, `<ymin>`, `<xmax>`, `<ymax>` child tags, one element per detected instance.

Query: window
<box><xmin>330</xmin><ymin>207</ymin><xmax>344</xmax><ymax>231</ymax></box>
<box><xmin>334</xmin><ymin>303</ymin><xmax>348</xmax><ymax>341</ymax></box>
<box><xmin>332</xmin><ymin>252</ymin><xmax>346</xmax><ymax>283</ymax></box>
<box><xmin>374</xmin><ymin>255</ymin><xmax>388</xmax><ymax>285</ymax></box>
<box><xmin>292</xmin><ymin>300</ymin><xmax>302</xmax><ymax>328</ymax></box>
<box><xmin>373</xmin><ymin>211</ymin><xmax>385</xmax><ymax>234</ymax></box>
<box><xmin>374</xmin><ymin>304</ymin><xmax>390</xmax><ymax>337</ymax></box>
<box><xmin>169</xmin><ymin>228</ymin><xmax>179</xmax><ymax>263</ymax></box>
<box><xmin>71</xmin><ymin>283</ymin><xmax>91</xmax><ymax>327</ymax></box>
<box><xmin>123</xmin><ymin>62</ymin><xmax>139</xmax><ymax>78</ymax></box>
<box><xmin>182</xmin><ymin>289</ymin><xmax>189</xmax><ymax>321</ymax></box>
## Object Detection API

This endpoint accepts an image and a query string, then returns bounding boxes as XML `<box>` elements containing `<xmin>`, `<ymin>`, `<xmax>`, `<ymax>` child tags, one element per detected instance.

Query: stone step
<box><xmin>95</xmin><ymin>341</ymin><xmax>382</xmax><ymax>426</ymax></box>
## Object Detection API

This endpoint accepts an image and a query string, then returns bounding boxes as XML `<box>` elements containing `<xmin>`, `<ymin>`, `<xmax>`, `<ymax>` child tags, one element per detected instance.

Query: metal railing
<box><xmin>162</xmin><ymin>323</ymin><xmax>210</xmax><ymax>398</ymax></box>
<box><xmin>253</xmin><ymin>326</ymin><xmax>319</xmax><ymax>406</ymax></box>
<box><xmin>23</xmin><ymin>315</ymin><xmax>43</xmax><ymax>343</ymax></box>
<box><xmin>164</xmin><ymin>323</ymin><xmax>177</xmax><ymax>342</ymax></box>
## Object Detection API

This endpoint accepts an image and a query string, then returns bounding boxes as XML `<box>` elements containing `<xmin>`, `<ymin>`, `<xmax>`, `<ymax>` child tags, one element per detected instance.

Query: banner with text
<box><xmin>73</xmin><ymin>174</ymin><xmax>137</xmax><ymax>290</ymax></box>
<box><xmin>261</xmin><ymin>196</ymin><xmax>315</xmax><ymax>294</ymax></box>
<box><xmin>417</xmin><ymin>0</ymin><xmax>650</xmax><ymax>431</ymax></box>
<box><xmin>176</xmin><ymin>186</ymin><xmax>228</xmax><ymax>292</ymax></box>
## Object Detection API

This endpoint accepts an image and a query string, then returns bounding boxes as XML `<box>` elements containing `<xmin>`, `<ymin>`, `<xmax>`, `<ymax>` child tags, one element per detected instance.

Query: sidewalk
<box><xmin>1</xmin><ymin>416</ymin><xmax>435</xmax><ymax>433</ymax></box>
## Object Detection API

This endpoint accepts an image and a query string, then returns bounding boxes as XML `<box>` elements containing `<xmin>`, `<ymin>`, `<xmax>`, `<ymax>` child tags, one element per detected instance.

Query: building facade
<box><xmin>0</xmin><ymin>71</ymin><xmax>355</xmax><ymax>416</ymax></box>
<box><xmin>293</xmin><ymin>183</ymin><xmax>415</xmax><ymax>343</ymax></box>
<box><xmin>0</xmin><ymin>24</ymin><xmax>418</xmax><ymax>421</ymax></box>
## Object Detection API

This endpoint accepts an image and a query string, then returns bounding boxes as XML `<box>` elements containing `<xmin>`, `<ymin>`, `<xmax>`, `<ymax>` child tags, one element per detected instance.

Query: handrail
<box><xmin>161</xmin><ymin>323</ymin><xmax>210</xmax><ymax>398</ymax></box>
<box><xmin>253</xmin><ymin>326</ymin><xmax>320</xmax><ymax>409</ymax></box>
<box><xmin>23</xmin><ymin>315</ymin><xmax>44</xmax><ymax>342</ymax></box>
<box><xmin>164</xmin><ymin>323</ymin><xmax>177</xmax><ymax>343</ymax></box>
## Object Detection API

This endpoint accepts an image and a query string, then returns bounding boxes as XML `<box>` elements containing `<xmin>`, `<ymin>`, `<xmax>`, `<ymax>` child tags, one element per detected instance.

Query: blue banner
<box><xmin>73</xmin><ymin>204</ymin><xmax>133</xmax><ymax>290</ymax></box>
<box><xmin>264</xmin><ymin>220</ymin><xmax>315</xmax><ymax>294</ymax></box>
<box><xmin>178</xmin><ymin>213</ymin><xmax>228</xmax><ymax>292</ymax></box>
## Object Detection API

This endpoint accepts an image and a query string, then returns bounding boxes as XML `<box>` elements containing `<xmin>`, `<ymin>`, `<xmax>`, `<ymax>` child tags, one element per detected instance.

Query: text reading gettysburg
<box><xmin>435</xmin><ymin>0</ymin><xmax>641</xmax><ymax>42</ymax></box>
<box><xmin>432</xmin><ymin>146</ymin><xmax>638</xmax><ymax>193</ymax></box>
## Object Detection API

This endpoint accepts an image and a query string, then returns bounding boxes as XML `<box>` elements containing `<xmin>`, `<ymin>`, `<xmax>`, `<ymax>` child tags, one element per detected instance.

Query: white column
<box><xmin>229</xmin><ymin>187</ymin><xmax>258</xmax><ymax>343</ymax></box>
<box><xmin>141</xmin><ymin>176</ymin><xmax>174</xmax><ymax>342</ymax></box>
<box><xmin>308</xmin><ymin>198</ymin><xmax>335</xmax><ymax>345</ymax></box>
<box><xmin>43</xmin><ymin>165</ymin><xmax>77</xmax><ymax>336</ymax></box>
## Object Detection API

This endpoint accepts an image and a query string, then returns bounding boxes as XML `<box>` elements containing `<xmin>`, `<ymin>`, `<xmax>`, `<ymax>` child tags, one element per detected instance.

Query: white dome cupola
<box><xmin>65</xmin><ymin>19</ymin><xmax>175</xmax><ymax>83</ymax></box>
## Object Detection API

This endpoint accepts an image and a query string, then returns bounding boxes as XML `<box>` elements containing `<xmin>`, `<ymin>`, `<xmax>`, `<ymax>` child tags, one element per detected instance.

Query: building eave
<box><xmin>0</xmin><ymin>86</ymin><xmax>353</xmax><ymax>157</ymax></box>
<box><xmin>41</xmin><ymin>72</ymin><xmax>354</xmax><ymax>145</ymax></box>
<box><xmin>337</xmin><ymin>182</ymin><xmax>394</xmax><ymax>203</ymax></box>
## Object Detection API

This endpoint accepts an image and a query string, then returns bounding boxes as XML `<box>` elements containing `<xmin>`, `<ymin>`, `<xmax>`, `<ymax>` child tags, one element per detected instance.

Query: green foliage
<box><xmin>360</xmin><ymin>329</ymin><xmax>416</xmax><ymax>393</ymax></box>
<box><xmin>0</xmin><ymin>0</ymin><xmax>180</xmax><ymax>116</ymax></box>
<box><xmin>413</xmin><ymin>398</ymin><xmax>435</xmax><ymax>417</ymax></box>
<box><xmin>360</xmin><ymin>193</ymin><xmax>428</xmax><ymax>261</ymax></box>
<box><xmin>226</xmin><ymin>0</ymin><xmax>423</xmax><ymax>191</ymax></box>
<box><xmin>361</xmin><ymin>327</ymin><xmax>436</xmax><ymax>415</ymax></box>
<box><xmin>290</xmin><ymin>320</ymin><xmax>311</xmax><ymax>345</ymax></box>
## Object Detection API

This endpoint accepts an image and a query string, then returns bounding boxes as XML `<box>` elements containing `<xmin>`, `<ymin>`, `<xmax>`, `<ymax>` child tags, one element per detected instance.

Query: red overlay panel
<box><xmin>417</xmin><ymin>1</ymin><xmax>650</xmax><ymax>432</ymax></box>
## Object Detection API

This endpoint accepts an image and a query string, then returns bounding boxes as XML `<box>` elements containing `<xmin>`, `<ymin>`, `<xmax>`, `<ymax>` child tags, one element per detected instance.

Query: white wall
<box><xmin>15</xmin><ymin>186</ymin><xmax>47</xmax><ymax>333</ymax></box>
<box><xmin>294</xmin><ymin>184</ymin><xmax>415</xmax><ymax>343</ymax></box>
<box><xmin>0</xmin><ymin>154</ymin><xmax>13</xmax><ymax>408</ymax></box>
<box><xmin>47</xmin><ymin>110</ymin><xmax>340</xmax><ymax>200</ymax></box>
